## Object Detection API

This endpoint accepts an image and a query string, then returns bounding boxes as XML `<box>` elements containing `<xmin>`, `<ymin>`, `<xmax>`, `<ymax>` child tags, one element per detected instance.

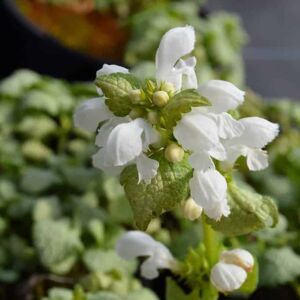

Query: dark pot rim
<box><xmin>2</xmin><ymin>0</ymin><xmax>121</xmax><ymax>66</ymax></box>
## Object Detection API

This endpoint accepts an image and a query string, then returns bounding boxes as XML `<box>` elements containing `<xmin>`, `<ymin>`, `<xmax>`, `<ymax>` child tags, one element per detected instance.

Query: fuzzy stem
<box><xmin>202</xmin><ymin>216</ymin><xmax>219</xmax><ymax>267</ymax></box>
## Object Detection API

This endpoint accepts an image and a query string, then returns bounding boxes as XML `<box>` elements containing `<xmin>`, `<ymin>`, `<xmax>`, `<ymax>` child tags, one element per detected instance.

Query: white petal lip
<box><xmin>211</xmin><ymin>262</ymin><xmax>247</xmax><ymax>292</ymax></box>
<box><xmin>116</xmin><ymin>231</ymin><xmax>174</xmax><ymax>280</ymax></box>
<box><xmin>220</xmin><ymin>249</ymin><xmax>254</xmax><ymax>272</ymax></box>
<box><xmin>73</xmin><ymin>98</ymin><xmax>113</xmax><ymax>132</ymax></box>
<box><xmin>136</xmin><ymin>153</ymin><xmax>159</xmax><ymax>184</ymax></box>
<box><xmin>246</xmin><ymin>148</ymin><xmax>269</xmax><ymax>171</ymax></box>
<box><xmin>209</xmin><ymin>112</ymin><xmax>245</xmax><ymax>139</ymax></box>
<box><xmin>155</xmin><ymin>26</ymin><xmax>196</xmax><ymax>90</ymax></box>
<box><xmin>92</xmin><ymin>148</ymin><xmax>125</xmax><ymax>175</ymax></box>
<box><xmin>96</xmin><ymin>64</ymin><xmax>129</xmax><ymax>77</ymax></box>
<box><xmin>95</xmin><ymin>116</ymin><xmax>129</xmax><ymax>147</ymax></box>
<box><xmin>198</xmin><ymin>80</ymin><xmax>245</xmax><ymax>113</ymax></box>
<box><xmin>233</xmin><ymin>117</ymin><xmax>279</xmax><ymax>149</ymax></box>
<box><xmin>174</xmin><ymin>112</ymin><xmax>220</xmax><ymax>152</ymax></box>
<box><xmin>189</xmin><ymin>169</ymin><xmax>229</xmax><ymax>220</ymax></box>
<box><xmin>189</xmin><ymin>151</ymin><xmax>215</xmax><ymax>171</ymax></box>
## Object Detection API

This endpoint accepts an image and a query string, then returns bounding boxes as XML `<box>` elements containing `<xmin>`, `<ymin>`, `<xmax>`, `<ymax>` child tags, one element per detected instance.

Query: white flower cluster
<box><xmin>116</xmin><ymin>230</ymin><xmax>254</xmax><ymax>294</ymax></box>
<box><xmin>211</xmin><ymin>249</ymin><xmax>254</xmax><ymax>292</ymax></box>
<box><xmin>74</xmin><ymin>25</ymin><xmax>279</xmax><ymax>221</ymax></box>
<box><xmin>116</xmin><ymin>231</ymin><xmax>176</xmax><ymax>280</ymax></box>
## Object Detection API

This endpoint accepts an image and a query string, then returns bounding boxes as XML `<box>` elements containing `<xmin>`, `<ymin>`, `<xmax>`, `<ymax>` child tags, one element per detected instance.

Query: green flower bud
<box><xmin>160</xmin><ymin>81</ymin><xmax>175</xmax><ymax>96</ymax></box>
<box><xmin>164</xmin><ymin>143</ymin><xmax>184</xmax><ymax>162</ymax></box>
<box><xmin>182</xmin><ymin>198</ymin><xmax>202</xmax><ymax>221</ymax></box>
<box><xmin>129</xmin><ymin>89</ymin><xmax>143</xmax><ymax>104</ymax></box>
<box><xmin>147</xmin><ymin>111</ymin><xmax>160</xmax><ymax>125</ymax></box>
<box><xmin>129</xmin><ymin>107</ymin><xmax>144</xmax><ymax>119</ymax></box>
<box><xmin>153</xmin><ymin>91</ymin><xmax>169</xmax><ymax>107</ymax></box>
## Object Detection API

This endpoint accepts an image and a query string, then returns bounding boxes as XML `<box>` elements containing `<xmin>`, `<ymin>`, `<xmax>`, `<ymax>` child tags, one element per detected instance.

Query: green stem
<box><xmin>202</xmin><ymin>216</ymin><xmax>220</xmax><ymax>267</ymax></box>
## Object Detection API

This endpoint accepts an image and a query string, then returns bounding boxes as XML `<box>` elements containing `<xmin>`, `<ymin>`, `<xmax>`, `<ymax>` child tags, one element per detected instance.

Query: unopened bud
<box><xmin>160</xmin><ymin>81</ymin><xmax>175</xmax><ymax>96</ymax></box>
<box><xmin>182</xmin><ymin>198</ymin><xmax>202</xmax><ymax>221</ymax></box>
<box><xmin>164</xmin><ymin>143</ymin><xmax>184</xmax><ymax>162</ymax></box>
<box><xmin>220</xmin><ymin>249</ymin><xmax>254</xmax><ymax>272</ymax></box>
<box><xmin>148</xmin><ymin>111</ymin><xmax>160</xmax><ymax>125</ymax></box>
<box><xmin>153</xmin><ymin>91</ymin><xmax>169</xmax><ymax>107</ymax></box>
<box><xmin>129</xmin><ymin>107</ymin><xmax>144</xmax><ymax>119</ymax></box>
<box><xmin>211</xmin><ymin>262</ymin><xmax>247</xmax><ymax>293</ymax></box>
<box><xmin>129</xmin><ymin>89</ymin><xmax>143</xmax><ymax>104</ymax></box>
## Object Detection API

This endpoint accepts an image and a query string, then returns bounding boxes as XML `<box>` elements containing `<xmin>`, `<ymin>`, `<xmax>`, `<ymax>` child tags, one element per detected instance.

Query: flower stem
<box><xmin>202</xmin><ymin>216</ymin><xmax>219</xmax><ymax>267</ymax></box>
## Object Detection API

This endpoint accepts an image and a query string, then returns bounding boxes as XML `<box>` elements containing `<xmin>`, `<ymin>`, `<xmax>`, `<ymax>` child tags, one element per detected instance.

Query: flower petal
<box><xmin>105</xmin><ymin>119</ymin><xmax>145</xmax><ymax>166</ymax></box>
<box><xmin>189</xmin><ymin>151</ymin><xmax>215</xmax><ymax>171</ymax></box>
<box><xmin>174</xmin><ymin>111</ymin><xmax>220</xmax><ymax>152</ymax></box>
<box><xmin>136</xmin><ymin>154</ymin><xmax>159</xmax><ymax>184</ymax></box>
<box><xmin>198</xmin><ymin>80</ymin><xmax>245</xmax><ymax>113</ymax></box>
<box><xmin>116</xmin><ymin>231</ymin><xmax>174</xmax><ymax>280</ymax></box>
<box><xmin>220</xmin><ymin>249</ymin><xmax>254</xmax><ymax>272</ymax></box>
<box><xmin>246</xmin><ymin>148</ymin><xmax>269</xmax><ymax>171</ymax></box>
<box><xmin>190</xmin><ymin>169</ymin><xmax>229</xmax><ymax>220</ymax></box>
<box><xmin>92</xmin><ymin>148</ymin><xmax>124</xmax><ymax>175</ymax></box>
<box><xmin>234</xmin><ymin>117</ymin><xmax>279</xmax><ymax>149</ymax></box>
<box><xmin>73</xmin><ymin>98</ymin><xmax>112</xmax><ymax>132</ymax></box>
<box><xmin>95</xmin><ymin>117</ymin><xmax>129</xmax><ymax>147</ymax></box>
<box><xmin>175</xmin><ymin>57</ymin><xmax>198</xmax><ymax>89</ymax></box>
<box><xmin>96</xmin><ymin>64</ymin><xmax>129</xmax><ymax>77</ymax></box>
<box><xmin>116</xmin><ymin>231</ymin><xmax>156</xmax><ymax>260</ymax></box>
<box><xmin>209</xmin><ymin>112</ymin><xmax>245</xmax><ymax>139</ymax></box>
<box><xmin>156</xmin><ymin>26</ymin><xmax>195</xmax><ymax>90</ymax></box>
<box><xmin>210</xmin><ymin>262</ymin><xmax>247</xmax><ymax>292</ymax></box>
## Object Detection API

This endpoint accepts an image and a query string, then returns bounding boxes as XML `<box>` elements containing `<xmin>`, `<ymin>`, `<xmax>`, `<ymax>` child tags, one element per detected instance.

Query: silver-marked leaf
<box><xmin>161</xmin><ymin>89</ymin><xmax>210</xmax><ymax>128</ymax></box>
<box><xmin>120</xmin><ymin>152</ymin><xmax>192</xmax><ymax>230</ymax></box>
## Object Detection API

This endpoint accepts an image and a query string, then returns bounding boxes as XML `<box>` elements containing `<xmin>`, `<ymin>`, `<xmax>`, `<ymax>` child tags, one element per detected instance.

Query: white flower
<box><xmin>93</xmin><ymin>118</ymin><xmax>159</xmax><ymax>183</ymax></box>
<box><xmin>73</xmin><ymin>98</ymin><xmax>113</xmax><ymax>132</ymax></box>
<box><xmin>189</xmin><ymin>169</ymin><xmax>230</xmax><ymax>220</ymax></box>
<box><xmin>223</xmin><ymin>117</ymin><xmax>279</xmax><ymax>171</ymax></box>
<box><xmin>211</xmin><ymin>262</ymin><xmax>247</xmax><ymax>293</ymax></box>
<box><xmin>198</xmin><ymin>80</ymin><xmax>245</xmax><ymax>114</ymax></box>
<box><xmin>155</xmin><ymin>26</ymin><xmax>197</xmax><ymax>91</ymax></box>
<box><xmin>211</xmin><ymin>248</ymin><xmax>254</xmax><ymax>293</ymax></box>
<box><xmin>116</xmin><ymin>231</ymin><xmax>176</xmax><ymax>280</ymax></box>
<box><xmin>220</xmin><ymin>249</ymin><xmax>254</xmax><ymax>272</ymax></box>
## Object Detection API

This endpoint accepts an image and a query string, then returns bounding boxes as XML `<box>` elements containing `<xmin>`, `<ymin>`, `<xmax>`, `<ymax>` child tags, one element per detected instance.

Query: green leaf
<box><xmin>161</xmin><ymin>89</ymin><xmax>210</xmax><ymax>128</ymax></box>
<box><xmin>33</xmin><ymin>220</ymin><xmax>83</xmax><ymax>274</ymax></box>
<box><xmin>33</xmin><ymin>196</ymin><xmax>61</xmax><ymax>221</ymax></box>
<box><xmin>207</xmin><ymin>182</ymin><xmax>279</xmax><ymax>236</ymax></box>
<box><xmin>127</xmin><ymin>288</ymin><xmax>159</xmax><ymax>300</ymax></box>
<box><xmin>239</xmin><ymin>258</ymin><xmax>259</xmax><ymax>294</ymax></box>
<box><xmin>259</xmin><ymin>247</ymin><xmax>300</xmax><ymax>286</ymax></box>
<box><xmin>95</xmin><ymin>73</ymin><xmax>140</xmax><ymax>116</ymax></box>
<box><xmin>83</xmin><ymin>249</ymin><xmax>136</xmax><ymax>275</ymax></box>
<box><xmin>17</xmin><ymin>115</ymin><xmax>57</xmax><ymax>138</ymax></box>
<box><xmin>103</xmin><ymin>176</ymin><xmax>132</xmax><ymax>223</ymax></box>
<box><xmin>21</xmin><ymin>168</ymin><xmax>60</xmax><ymax>194</ymax></box>
<box><xmin>87</xmin><ymin>292</ymin><xmax>122</xmax><ymax>300</ymax></box>
<box><xmin>47</xmin><ymin>287</ymin><xmax>73</xmax><ymax>300</ymax></box>
<box><xmin>0</xmin><ymin>69</ymin><xmax>41</xmax><ymax>98</ymax></box>
<box><xmin>120</xmin><ymin>152</ymin><xmax>193</xmax><ymax>230</ymax></box>
<box><xmin>166</xmin><ymin>278</ymin><xmax>199</xmax><ymax>300</ymax></box>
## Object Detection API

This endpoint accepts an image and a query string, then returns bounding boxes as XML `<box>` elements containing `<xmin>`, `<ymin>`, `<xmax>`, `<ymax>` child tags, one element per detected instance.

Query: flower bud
<box><xmin>148</xmin><ymin>111</ymin><xmax>160</xmax><ymax>125</ymax></box>
<box><xmin>164</xmin><ymin>143</ymin><xmax>184</xmax><ymax>162</ymax></box>
<box><xmin>153</xmin><ymin>91</ymin><xmax>169</xmax><ymax>107</ymax></box>
<box><xmin>160</xmin><ymin>81</ymin><xmax>175</xmax><ymax>96</ymax></box>
<box><xmin>129</xmin><ymin>89</ymin><xmax>143</xmax><ymax>104</ymax></box>
<box><xmin>211</xmin><ymin>262</ymin><xmax>247</xmax><ymax>293</ymax></box>
<box><xmin>182</xmin><ymin>198</ymin><xmax>202</xmax><ymax>221</ymax></box>
<box><xmin>220</xmin><ymin>249</ymin><xmax>254</xmax><ymax>272</ymax></box>
<box><xmin>129</xmin><ymin>108</ymin><xmax>144</xmax><ymax>119</ymax></box>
